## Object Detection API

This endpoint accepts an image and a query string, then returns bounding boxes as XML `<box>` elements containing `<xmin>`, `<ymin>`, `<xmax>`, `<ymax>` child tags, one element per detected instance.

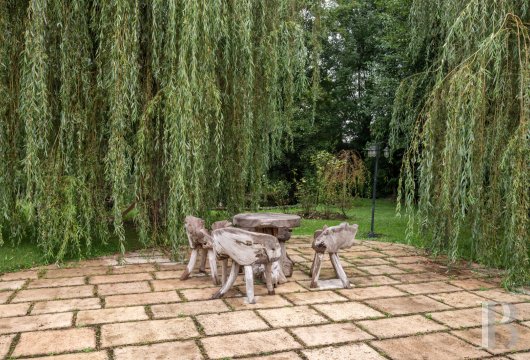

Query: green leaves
<box><xmin>396</xmin><ymin>0</ymin><xmax>529</xmax><ymax>285</ymax></box>
<box><xmin>0</xmin><ymin>0</ymin><xmax>309</xmax><ymax>260</ymax></box>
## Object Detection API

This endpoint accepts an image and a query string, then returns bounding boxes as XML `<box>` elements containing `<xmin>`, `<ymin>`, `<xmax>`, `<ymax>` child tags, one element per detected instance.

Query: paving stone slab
<box><xmin>104</xmin><ymin>290</ymin><xmax>181</xmax><ymax>307</ymax></box>
<box><xmin>365</xmin><ymin>295</ymin><xmax>451</xmax><ymax>315</ymax></box>
<box><xmin>89</xmin><ymin>273</ymin><xmax>152</xmax><ymax>284</ymax></box>
<box><xmin>153</xmin><ymin>300</ymin><xmax>228</xmax><ymax>319</ymax></box>
<box><xmin>358</xmin><ymin>265</ymin><xmax>405</xmax><ymax>275</ymax></box>
<box><xmin>291</xmin><ymin>322</ymin><xmax>373</xmax><ymax>346</ymax></box>
<box><xmin>77</xmin><ymin>306</ymin><xmax>148</xmax><ymax>325</ymax></box>
<box><xmin>28</xmin><ymin>276</ymin><xmax>86</xmax><ymax>289</ymax></box>
<box><xmin>258</xmin><ymin>305</ymin><xmax>328</xmax><ymax>327</ymax></box>
<box><xmin>242</xmin><ymin>351</ymin><xmax>302</xmax><ymax>360</ymax></box>
<box><xmin>114</xmin><ymin>340</ymin><xmax>202</xmax><ymax>360</ymax></box>
<box><xmin>357</xmin><ymin>314</ymin><xmax>447</xmax><ymax>338</ymax></box>
<box><xmin>371</xmin><ymin>332</ymin><xmax>489</xmax><ymax>359</ymax></box>
<box><xmin>449</xmin><ymin>278</ymin><xmax>499</xmax><ymax>290</ymax></box>
<box><xmin>282</xmin><ymin>290</ymin><xmax>347</xmax><ymax>305</ymax></box>
<box><xmin>238</xmin><ymin>281</ymin><xmax>307</xmax><ymax>296</ymax></box>
<box><xmin>453</xmin><ymin>323</ymin><xmax>530</xmax><ymax>354</ymax></box>
<box><xmin>0</xmin><ymin>334</ymin><xmax>14</xmax><ymax>358</ymax></box>
<box><xmin>13</xmin><ymin>285</ymin><xmax>94</xmax><ymax>302</ymax></box>
<box><xmin>390</xmin><ymin>272</ymin><xmax>448</xmax><ymax>283</ymax></box>
<box><xmin>101</xmin><ymin>317</ymin><xmax>199</xmax><ymax>347</ymax></box>
<box><xmin>510</xmin><ymin>353</ymin><xmax>530</xmax><ymax>360</ymax></box>
<box><xmin>32</xmin><ymin>297</ymin><xmax>101</xmax><ymax>314</ymax></box>
<box><xmin>348</xmin><ymin>258</ymin><xmax>392</xmax><ymax>266</ymax></box>
<box><xmin>111</xmin><ymin>264</ymin><xmax>156</xmax><ymax>274</ymax></box>
<box><xmin>1</xmin><ymin>270</ymin><xmax>39</xmax><ymax>281</ymax></box>
<box><xmin>197</xmin><ymin>310</ymin><xmax>270</xmax><ymax>335</ymax></box>
<box><xmin>473</xmin><ymin>289</ymin><xmax>530</xmax><ymax>304</ymax></box>
<box><xmin>387</xmin><ymin>256</ymin><xmax>426</xmax><ymax>264</ymax></box>
<box><xmin>0</xmin><ymin>291</ymin><xmax>12</xmax><ymax>304</ymax></box>
<box><xmin>45</xmin><ymin>267</ymin><xmax>108</xmax><ymax>279</ymax></box>
<box><xmin>428</xmin><ymin>291</ymin><xmax>489</xmax><ymax>308</ymax></box>
<box><xmin>313</xmin><ymin>301</ymin><xmax>384</xmax><ymax>321</ymax></box>
<box><xmin>180</xmin><ymin>287</ymin><xmax>241</xmax><ymax>301</ymax></box>
<box><xmin>201</xmin><ymin>329</ymin><xmax>301</xmax><ymax>359</ymax></box>
<box><xmin>302</xmin><ymin>343</ymin><xmax>386</xmax><ymax>360</ymax></box>
<box><xmin>0</xmin><ymin>302</ymin><xmax>30</xmax><ymax>317</ymax></box>
<box><xmin>351</xmin><ymin>275</ymin><xmax>400</xmax><ymax>287</ymax></box>
<box><xmin>19</xmin><ymin>351</ymin><xmax>109</xmax><ymax>360</ymax></box>
<box><xmin>0</xmin><ymin>280</ymin><xmax>26</xmax><ymax>291</ymax></box>
<box><xmin>225</xmin><ymin>294</ymin><xmax>293</xmax><ymax>310</ymax></box>
<box><xmin>395</xmin><ymin>281</ymin><xmax>462</xmax><ymax>295</ymax></box>
<box><xmin>338</xmin><ymin>285</ymin><xmax>406</xmax><ymax>300</ymax></box>
<box><xmin>13</xmin><ymin>328</ymin><xmax>96</xmax><ymax>357</ymax></box>
<box><xmin>152</xmin><ymin>277</ymin><xmax>215</xmax><ymax>291</ymax></box>
<box><xmin>430</xmin><ymin>307</ymin><xmax>511</xmax><ymax>329</ymax></box>
<box><xmin>0</xmin><ymin>312</ymin><xmax>72</xmax><ymax>334</ymax></box>
<box><xmin>97</xmin><ymin>281</ymin><xmax>151</xmax><ymax>296</ymax></box>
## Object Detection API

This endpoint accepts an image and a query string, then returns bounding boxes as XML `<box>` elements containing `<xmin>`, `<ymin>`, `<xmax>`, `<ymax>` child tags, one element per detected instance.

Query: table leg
<box><xmin>279</xmin><ymin>241</ymin><xmax>294</xmax><ymax>278</ymax></box>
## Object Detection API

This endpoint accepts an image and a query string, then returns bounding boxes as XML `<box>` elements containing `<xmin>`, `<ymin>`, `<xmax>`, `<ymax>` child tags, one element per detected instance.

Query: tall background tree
<box><xmin>0</xmin><ymin>0</ymin><xmax>308</xmax><ymax>259</ymax></box>
<box><xmin>271</xmin><ymin>0</ymin><xmax>412</xmax><ymax>197</ymax></box>
<box><xmin>393</xmin><ymin>0</ymin><xmax>529</xmax><ymax>285</ymax></box>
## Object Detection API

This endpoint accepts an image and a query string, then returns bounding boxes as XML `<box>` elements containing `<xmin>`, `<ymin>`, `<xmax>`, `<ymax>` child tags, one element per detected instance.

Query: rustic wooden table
<box><xmin>232</xmin><ymin>213</ymin><xmax>301</xmax><ymax>283</ymax></box>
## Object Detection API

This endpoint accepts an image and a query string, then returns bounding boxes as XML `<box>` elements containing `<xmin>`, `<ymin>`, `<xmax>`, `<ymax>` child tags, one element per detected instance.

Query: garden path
<box><xmin>1</xmin><ymin>237</ymin><xmax>529</xmax><ymax>359</ymax></box>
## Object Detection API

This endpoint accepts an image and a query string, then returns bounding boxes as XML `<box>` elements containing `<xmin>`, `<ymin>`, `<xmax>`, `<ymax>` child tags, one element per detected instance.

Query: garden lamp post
<box><xmin>366</xmin><ymin>143</ymin><xmax>389</xmax><ymax>238</ymax></box>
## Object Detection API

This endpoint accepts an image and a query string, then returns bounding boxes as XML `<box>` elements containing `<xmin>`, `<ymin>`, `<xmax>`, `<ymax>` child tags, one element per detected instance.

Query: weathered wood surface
<box><xmin>232</xmin><ymin>213</ymin><xmax>300</xmax><ymax>281</ymax></box>
<box><xmin>181</xmin><ymin>216</ymin><xmax>231</xmax><ymax>285</ymax></box>
<box><xmin>232</xmin><ymin>213</ymin><xmax>301</xmax><ymax>229</ymax></box>
<box><xmin>211</xmin><ymin>228</ymin><xmax>281</xmax><ymax>304</ymax></box>
<box><xmin>310</xmin><ymin>222</ymin><xmax>359</xmax><ymax>289</ymax></box>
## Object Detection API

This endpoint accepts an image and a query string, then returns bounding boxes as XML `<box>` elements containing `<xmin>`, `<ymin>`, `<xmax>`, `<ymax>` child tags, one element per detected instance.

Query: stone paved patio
<box><xmin>1</xmin><ymin>237</ymin><xmax>529</xmax><ymax>359</ymax></box>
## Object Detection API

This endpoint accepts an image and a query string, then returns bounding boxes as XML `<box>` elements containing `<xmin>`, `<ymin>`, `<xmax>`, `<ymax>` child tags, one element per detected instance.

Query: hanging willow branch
<box><xmin>0</xmin><ymin>0</ymin><xmax>311</xmax><ymax>261</ymax></box>
<box><xmin>394</xmin><ymin>0</ymin><xmax>529</xmax><ymax>285</ymax></box>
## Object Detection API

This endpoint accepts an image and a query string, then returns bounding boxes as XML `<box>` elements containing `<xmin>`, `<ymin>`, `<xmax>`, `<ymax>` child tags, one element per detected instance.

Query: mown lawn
<box><xmin>0</xmin><ymin>198</ymin><xmax>411</xmax><ymax>273</ymax></box>
<box><xmin>279</xmin><ymin>199</ymin><xmax>418</xmax><ymax>244</ymax></box>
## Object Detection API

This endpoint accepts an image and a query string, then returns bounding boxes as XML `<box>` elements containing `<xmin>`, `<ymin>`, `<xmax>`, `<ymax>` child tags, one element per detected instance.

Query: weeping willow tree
<box><xmin>0</xmin><ymin>0</ymin><xmax>309</xmax><ymax>259</ymax></box>
<box><xmin>392</xmin><ymin>0</ymin><xmax>529</xmax><ymax>285</ymax></box>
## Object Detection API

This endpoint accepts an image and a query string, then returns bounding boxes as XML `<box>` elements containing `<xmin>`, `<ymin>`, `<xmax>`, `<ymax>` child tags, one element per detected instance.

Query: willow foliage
<box><xmin>0</xmin><ymin>0</ymin><xmax>309</xmax><ymax>259</ymax></box>
<box><xmin>393</xmin><ymin>0</ymin><xmax>529</xmax><ymax>285</ymax></box>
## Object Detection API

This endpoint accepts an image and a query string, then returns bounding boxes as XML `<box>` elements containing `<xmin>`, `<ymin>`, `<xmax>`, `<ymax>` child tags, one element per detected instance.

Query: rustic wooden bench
<box><xmin>210</xmin><ymin>227</ymin><xmax>281</xmax><ymax>304</ymax></box>
<box><xmin>310</xmin><ymin>222</ymin><xmax>359</xmax><ymax>289</ymax></box>
<box><xmin>180</xmin><ymin>216</ymin><xmax>231</xmax><ymax>285</ymax></box>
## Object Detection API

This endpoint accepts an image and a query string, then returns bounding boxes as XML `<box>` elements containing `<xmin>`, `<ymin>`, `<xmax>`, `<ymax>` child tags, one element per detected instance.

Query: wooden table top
<box><xmin>232</xmin><ymin>213</ymin><xmax>301</xmax><ymax>228</ymax></box>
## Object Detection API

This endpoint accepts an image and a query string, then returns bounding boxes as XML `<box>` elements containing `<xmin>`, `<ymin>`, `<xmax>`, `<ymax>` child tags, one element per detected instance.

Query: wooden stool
<box><xmin>210</xmin><ymin>228</ymin><xmax>281</xmax><ymax>304</ymax></box>
<box><xmin>180</xmin><ymin>216</ymin><xmax>231</xmax><ymax>285</ymax></box>
<box><xmin>310</xmin><ymin>222</ymin><xmax>359</xmax><ymax>289</ymax></box>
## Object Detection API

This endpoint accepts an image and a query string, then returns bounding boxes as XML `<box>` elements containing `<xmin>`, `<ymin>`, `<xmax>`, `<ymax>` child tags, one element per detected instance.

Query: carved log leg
<box><xmin>279</xmin><ymin>241</ymin><xmax>293</xmax><ymax>277</ymax></box>
<box><xmin>221</xmin><ymin>258</ymin><xmax>228</xmax><ymax>286</ymax></box>
<box><xmin>330</xmin><ymin>252</ymin><xmax>351</xmax><ymax>289</ymax></box>
<box><xmin>310</xmin><ymin>252</ymin><xmax>318</xmax><ymax>277</ymax></box>
<box><xmin>180</xmin><ymin>248</ymin><xmax>198</xmax><ymax>280</ymax></box>
<box><xmin>212</xmin><ymin>261</ymin><xmax>239</xmax><ymax>299</ymax></box>
<box><xmin>244</xmin><ymin>265</ymin><xmax>255</xmax><ymax>304</ymax></box>
<box><xmin>275</xmin><ymin>260</ymin><xmax>288</xmax><ymax>284</ymax></box>
<box><xmin>199</xmin><ymin>248</ymin><xmax>208</xmax><ymax>273</ymax></box>
<box><xmin>264</xmin><ymin>262</ymin><xmax>275</xmax><ymax>295</ymax></box>
<box><xmin>310</xmin><ymin>252</ymin><xmax>324</xmax><ymax>288</ymax></box>
<box><xmin>207</xmin><ymin>249</ymin><xmax>219</xmax><ymax>285</ymax></box>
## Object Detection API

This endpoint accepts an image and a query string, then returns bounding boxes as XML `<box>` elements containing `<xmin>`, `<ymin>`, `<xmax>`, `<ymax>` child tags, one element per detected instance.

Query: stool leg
<box><xmin>212</xmin><ymin>262</ymin><xmax>239</xmax><ymax>299</ymax></box>
<box><xmin>180</xmin><ymin>248</ymin><xmax>198</xmax><ymax>280</ymax></box>
<box><xmin>310</xmin><ymin>252</ymin><xmax>317</xmax><ymax>277</ymax></box>
<box><xmin>221</xmin><ymin>258</ymin><xmax>228</xmax><ymax>286</ymax></box>
<box><xmin>310</xmin><ymin>253</ymin><xmax>323</xmax><ymax>288</ymax></box>
<box><xmin>208</xmin><ymin>249</ymin><xmax>219</xmax><ymax>285</ymax></box>
<box><xmin>264</xmin><ymin>263</ymin><xmax>275</xmax><ymax>295</ymax></box>
<box><xmin>244</xmin><ymin>265</ymin><xmax>255</xmax><ymax>304</ymax></box>
<box><xmin>199</xmin><ymin>248</ymin><xmax>208</xmax><ymax>273</ymax></box>
<box><xmin>330</xmin><ymin>252</ymin><xmax>351</xmax><ymax>288</ymax></box>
